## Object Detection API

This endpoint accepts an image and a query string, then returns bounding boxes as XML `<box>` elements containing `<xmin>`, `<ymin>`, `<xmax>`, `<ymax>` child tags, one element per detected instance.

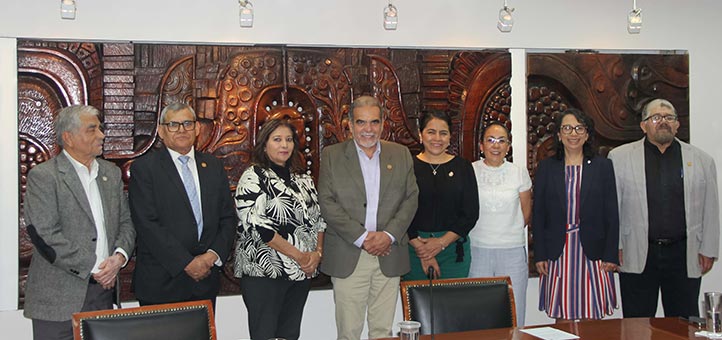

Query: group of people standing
<box><xmin>23</xmin><ymin>96</ymin><xmax>718</xmax><ymax>340</ymax></box>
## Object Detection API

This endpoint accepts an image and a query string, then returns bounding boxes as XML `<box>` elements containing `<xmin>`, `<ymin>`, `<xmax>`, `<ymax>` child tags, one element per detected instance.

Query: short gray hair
<box><xmin>348</xmin><ymin>95</ymin><xmax>384</xmax><ymax>122</ymax></box>
<box><xmin>160</xmin><ymin>102</ymin><xmax>197</xmax><ymax>123</ymax></box>
<box><xmin>56</xmin><ymin>105</ymin><xmax>100</xmax><ymax>147</ymax></box>
<box><xmin>642</xmin><ymin>99</ymin><xmax>677</xmax><ymax>120</ymax></box>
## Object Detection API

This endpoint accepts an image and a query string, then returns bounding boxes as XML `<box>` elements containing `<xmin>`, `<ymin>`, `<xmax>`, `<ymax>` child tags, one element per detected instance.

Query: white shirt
<box><xmin>469</xmin><ymin>159</ymin><xmax>531</xmax><ymax>248</ymax></box>
<box><xmin>63</xmin><ymin>150</ymin><xmax>129</xmax><ymax>272</ymax></box>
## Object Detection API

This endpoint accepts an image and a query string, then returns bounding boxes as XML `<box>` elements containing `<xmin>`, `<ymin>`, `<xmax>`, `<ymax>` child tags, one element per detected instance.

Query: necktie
<box><xmin>178</xmin><ymin>155</ymin><xmax>203</xmax><ymax>240</ymax></box>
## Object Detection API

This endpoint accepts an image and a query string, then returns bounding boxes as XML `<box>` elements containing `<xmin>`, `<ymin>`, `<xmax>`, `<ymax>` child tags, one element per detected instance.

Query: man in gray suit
<box><xmin>23</xmin><ymin>105</ymin><xmax>136</xmax><ymax>340</ymax></box>
<box><xmin>319</xmin><ymin>95</ymin><xmax>418</xmax><ymax>340</ymax></box>
<box><xmin>609</xmin><ymin>98</ymin><xmax>719</xmax><ymax>318</ymax></box>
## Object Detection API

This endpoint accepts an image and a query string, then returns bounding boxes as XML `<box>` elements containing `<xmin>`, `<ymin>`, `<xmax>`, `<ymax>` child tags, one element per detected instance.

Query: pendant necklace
<box><xmin>429</xmin><ymin>163</ymin><xmax>442</xmax><ymax>176</ymax></box>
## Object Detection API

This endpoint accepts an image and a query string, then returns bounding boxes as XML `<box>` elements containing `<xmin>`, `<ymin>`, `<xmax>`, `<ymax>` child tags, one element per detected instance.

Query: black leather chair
<box><xmin>72</xmin><ymin>300</ymin><xmax>216</xmax><ymax>340</ymax></box>
<box><xmin>400</xmin><ymin>276</ymin><xmax>516</xmax><ymax>334</ymax></box>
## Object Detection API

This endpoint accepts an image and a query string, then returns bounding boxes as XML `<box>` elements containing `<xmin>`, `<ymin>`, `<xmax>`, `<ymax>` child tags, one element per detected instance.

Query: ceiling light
<box><xmin>497</xmin><ymin>1</ymin><xmax>514</xmax><ymax>33</ymax></box>
<box><xmin>239</xmin><ymin>0</ymin><xmax>253</xmax><ymax>28</ymax></box>
<box><xmin>60</xmin><ymin>0</ymin><xmax>76</xmax><ymax>20</ymax></box>
<box><xmin>627</xmin><ymin>1</ymin><xmax>642</xmax><ymax>34</ymax></box>
<box><xmin>384</xmin><ymin>3</ymin><xmax>398</xmax><ymax>30</ymax></box>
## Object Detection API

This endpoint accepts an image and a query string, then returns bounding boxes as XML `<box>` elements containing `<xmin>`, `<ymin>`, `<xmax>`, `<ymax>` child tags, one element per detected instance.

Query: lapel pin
<box><xmin>687</xmin><ymin>162</ymin><xmax>692</xmax><ymax>166</ymax></box>
<box><xmin>102</xmin><ymin>176</ymin><xmax>108</xmax><ymax>181</ymax></box>
<box><xmin>201</xmin><ymin>162</ymin><xmax>207</xmax><ymax>168</ymax></box>
<box><xmin>587</xmin><ymin>160</ymin><xmax>591</xmax><ymax>164</ymax></box>
<box><xmin>387</xmin><ymin>164</ymin><xmax>392</xmax><ymax>170</ymax></box>
<box><xmin>448</xmin><ymin>171</ymin><xmax>454</xmax><ymax>177</ymax></box>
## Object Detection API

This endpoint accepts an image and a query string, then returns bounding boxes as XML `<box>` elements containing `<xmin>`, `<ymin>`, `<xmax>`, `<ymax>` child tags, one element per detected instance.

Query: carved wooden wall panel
<box><xmin>16</xmin><ymin>40</ymin><xmax>510</xmax><ymax>303</ymax></box>
<box><xmin>526</xmin><ymin>52</ymin><xmax>689</xmax><ymax>276</ymax></box>
<box><xmin>527</xmin><ymin>52</ymin><xmax>689</xmax><ymax>178</ymax></box>
<box><xmin>17</xmin><ymin>41</ymin><xmax>103</xmax><ymax>306</ymax></box>
<box><xmin>450</xmin><ymin>52</ymin><xmax>513</xmax><ymax>161</ymax></box>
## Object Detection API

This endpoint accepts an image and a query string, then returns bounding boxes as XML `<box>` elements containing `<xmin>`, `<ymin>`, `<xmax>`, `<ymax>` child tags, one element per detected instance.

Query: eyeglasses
<box><xmin>644</xmin><ymin>114</ymin><xmax>678</xmax><ymax>124</ymax></box>
<box><xmin>560</xmin><ymin>124</ymin><xmax>587</xmax><ymax>135</ymax></box>
<box><xmin>484</xmin><ymin>137</ymin><xmax>510</xmax><ymax>145</ymax></box>
<box><xmin>161</xmin><ymin>120</ymin><xmax>196</xmax><ymax>132</ymax></box>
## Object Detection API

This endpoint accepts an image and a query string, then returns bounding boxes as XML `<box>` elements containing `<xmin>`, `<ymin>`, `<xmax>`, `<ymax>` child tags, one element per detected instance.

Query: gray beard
<box><xmin>651</xmin><ymin>131</ymin><xmax>675</xmax><ymax>145</ymax></box>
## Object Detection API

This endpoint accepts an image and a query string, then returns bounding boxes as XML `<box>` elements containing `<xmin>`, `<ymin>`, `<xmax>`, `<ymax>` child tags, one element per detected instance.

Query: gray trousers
<box><xmin>32</xmin><ymin>281</ymin><xmax>113</xmax><ymax>340</ymax></box>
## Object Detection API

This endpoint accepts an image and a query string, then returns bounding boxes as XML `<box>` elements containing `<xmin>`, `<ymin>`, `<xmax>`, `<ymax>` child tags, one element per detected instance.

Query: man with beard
<box><xmin>609</xmin><ymin>98</ymin><xmax>719</xmax><ymax>318</ymax></box>
<box><xmin>318</xmin><ymin>95</ymin><xmax>418</xmax><ymax>340</ymax></box>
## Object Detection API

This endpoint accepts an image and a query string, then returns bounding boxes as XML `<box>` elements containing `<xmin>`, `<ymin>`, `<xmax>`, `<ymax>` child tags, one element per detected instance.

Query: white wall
<box><xmin>1</xmin><ymin>1</ymin><xmax>721</xmax><ymax>339</ymax></box>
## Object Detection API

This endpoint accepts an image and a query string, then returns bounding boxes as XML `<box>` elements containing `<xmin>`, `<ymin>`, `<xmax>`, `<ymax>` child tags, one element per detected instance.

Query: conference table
<box><xmin>373</xmin><ymin>317</ymin><xmax>707</xmax><ymax>339</ymax></box>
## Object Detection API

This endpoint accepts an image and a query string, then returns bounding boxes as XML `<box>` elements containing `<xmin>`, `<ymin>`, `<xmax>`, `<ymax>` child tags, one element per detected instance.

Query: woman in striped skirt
<box><xmin>532</xmin><ymin>108</ymin><xmax>619</xmax><ymax>320</ymax></box>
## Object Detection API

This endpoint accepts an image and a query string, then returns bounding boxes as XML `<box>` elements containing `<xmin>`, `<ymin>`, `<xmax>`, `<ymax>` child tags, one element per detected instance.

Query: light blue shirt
<box><xmin>352</xmin><ymin>141</ymin><xmax>395</xmax><ymax>247</ymax></box>
<box><xmin>166</xmin><ymin>147</ymin><xmax>203</xmax><ymax>215</ymax></box>
<box><xmin>165</xmin><ymin>147</ymin><xmax>222</xmax><ymax>266</ymax></box>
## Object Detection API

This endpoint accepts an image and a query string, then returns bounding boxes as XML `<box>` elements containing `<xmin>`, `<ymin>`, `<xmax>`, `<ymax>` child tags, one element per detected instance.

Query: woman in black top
<box><xmin>403</xmin><ymin>110</ymin><xmax>479</xmax><ymax>280</ymax></box>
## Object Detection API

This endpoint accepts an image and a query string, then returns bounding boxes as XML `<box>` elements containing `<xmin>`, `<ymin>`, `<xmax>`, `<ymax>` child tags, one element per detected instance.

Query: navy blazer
<box><xmin>129</xmin><ymin>146</ymin><xmax>236</xmax><ymax>303</ymax></box>
<box><xmin>532</xmin><ymin>155</ymin><xmax>619</xmax><ymax>265</ymax></box>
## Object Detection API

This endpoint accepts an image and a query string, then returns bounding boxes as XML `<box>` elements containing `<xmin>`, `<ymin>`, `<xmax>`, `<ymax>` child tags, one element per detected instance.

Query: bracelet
<box><xmin>437</xmin><ymin>239</ymin><xmax>446</xmax><ymax>251</ymax></box>
<box><xmin>315</xmin><ymin>250</ymin><xmax>323</xmax><ymax>258</ymax></box>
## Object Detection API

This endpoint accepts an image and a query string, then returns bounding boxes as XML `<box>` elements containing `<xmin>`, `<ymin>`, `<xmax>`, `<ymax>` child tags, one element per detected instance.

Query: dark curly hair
<box><xmin>553</xmin><ymin>108</ymin><xmax>596</xmax><ymax>161</ymax></box>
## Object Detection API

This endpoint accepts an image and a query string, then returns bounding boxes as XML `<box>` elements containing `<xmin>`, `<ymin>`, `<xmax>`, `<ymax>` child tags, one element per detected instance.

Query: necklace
<box><xmin>429</xmin><ymin>163</ymin><xmax>442</xmax><ymax>176</ymax></box>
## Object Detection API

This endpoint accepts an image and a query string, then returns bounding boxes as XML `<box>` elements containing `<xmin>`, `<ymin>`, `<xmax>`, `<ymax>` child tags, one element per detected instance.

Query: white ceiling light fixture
<box><xmin>60</xmin><ymin>0</ymin><xmax>76</xmax><ymax>20</ymax></box>
<box><xmin>627</xmin><ymin>0</ymin><xmax>642</xmax><ymax>34</ymax></box>
<box><xmin>383</xmin><ymin>2</ymin><xmax>398</xmax><ymax>30</ymax></box>
<box><xmin>239</xmin><ymin>0</ymin><xmax>254</xmax><ymax>28</ymax></box>
<box><xmin>497</xmin><ymin>0</ymin><xmax>514</xmax><ymax>33</ymax></box>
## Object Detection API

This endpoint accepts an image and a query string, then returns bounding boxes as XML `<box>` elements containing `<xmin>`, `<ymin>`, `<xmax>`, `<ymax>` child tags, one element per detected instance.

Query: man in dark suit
<box><xmin>129</xmin><ymin>103</ymin><xmax>236</xmax><ymax>308</ymax></box>
<box><xmin>319</xmin><ymin>95</ymin><xmax>418</xmax><ymax>340</ymax></box>
<box><xmin>24</xmin><ymin>105</ymin><xmax>136</xmax><ymax>340</ymax></box>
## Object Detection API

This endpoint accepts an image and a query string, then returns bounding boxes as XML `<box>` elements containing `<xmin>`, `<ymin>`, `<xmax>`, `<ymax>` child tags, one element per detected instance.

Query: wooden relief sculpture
<box><xmin>18</xmin><ymin>42</ymin><xmax>103</xmax><ymax>305</ymax></box>
<box><xmin>527</xmin><ymin>52</ymin><xmax>689</xmax><ymax>179</ymax></box>
<box><xmin>16</xmin><ymin>40</ymin><xmax>511</xmax><ymax>302</ymax></box>
<box><xmin>450</xmin><ymin>52</ymin><xmax>513</xmax><ymax>161</ymax></box>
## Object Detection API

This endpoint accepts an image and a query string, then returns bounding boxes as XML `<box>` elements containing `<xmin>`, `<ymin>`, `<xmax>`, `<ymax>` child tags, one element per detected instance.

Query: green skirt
<box><xmin>403</xmin><ymin>230</ymin><xmax>470</xmax><ymax>281</ymax></box>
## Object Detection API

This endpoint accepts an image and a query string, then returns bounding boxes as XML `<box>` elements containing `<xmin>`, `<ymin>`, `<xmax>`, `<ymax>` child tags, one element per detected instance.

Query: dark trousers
<box><xmin>241</xmin><ymin>276</ymin><xmax>312</xmax><ymax>340</ymax></box>
<box><xmin>619</xmin><ymin>239</ymin><xmax>701</xmax><ymax>318</ymax></box>
<box><xmin>32</xmin><ymin>281</ymin><xmax>113</xmax><ymax>340</ymax></box>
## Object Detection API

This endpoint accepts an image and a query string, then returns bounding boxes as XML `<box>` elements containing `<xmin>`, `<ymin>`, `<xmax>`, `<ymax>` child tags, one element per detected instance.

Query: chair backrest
<box><xmin>72</xmin><ymin>300</ymin><xmax>216</xmax><ymax>340</ymax></box>
<box><xmin>399</xmin><ymin>276</ymin><xmax>516</xmax><ymax>334</ymax></box>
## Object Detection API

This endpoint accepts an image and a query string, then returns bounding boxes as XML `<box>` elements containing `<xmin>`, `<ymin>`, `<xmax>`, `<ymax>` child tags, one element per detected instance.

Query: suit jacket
<box><xmin>128</xmin><ymin>147</ymin><xmax>236</xmax><ymax>303</ymax></box>
<box><xmin>318</xmin><ymin>140</ymin><xmax>419</xmax><ymax>278</ymax></box>
<box><xmin>532</xmin><ymin>155</ymin><xmax>619</xmax><ymax>265</ymax></box>
<box><xmin>608</xmin><ymin>138</ymin><xmax>719</xmax><ymax>277</ymax></box>
<box><xmin>23</xmin><ymin>152</ymin><xmax>135</xmax><ymax>322</ymax></box>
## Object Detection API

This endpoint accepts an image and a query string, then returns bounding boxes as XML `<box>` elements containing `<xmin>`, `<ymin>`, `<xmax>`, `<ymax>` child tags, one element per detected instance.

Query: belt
<box><xmin>649</xmin><ymin>237</ymin><xmax>685</xmax><ymax>246</ymax></box>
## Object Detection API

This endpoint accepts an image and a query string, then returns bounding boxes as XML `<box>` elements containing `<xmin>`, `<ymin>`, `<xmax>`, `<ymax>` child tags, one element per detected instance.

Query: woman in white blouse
<box><xmin>235</xmin><ymin>118</ymin><xmax>326</xmax><ymax>340</ymax></box>
<box><xmin>469</xmin><ymin>122</ymin><xmax>532</xmax><ymax>326</ymax></box>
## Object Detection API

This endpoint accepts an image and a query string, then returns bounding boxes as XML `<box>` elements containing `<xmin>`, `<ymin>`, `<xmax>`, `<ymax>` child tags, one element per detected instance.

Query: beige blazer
<box><xmin>608</xmin><ymin>138</ymin><xmax>719</xmax><ymax>278</ymax></box>
<box><xmin>318</xmin><ymin>140</ymin><xmax>418</xmax><ymax>278</ymax></box>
